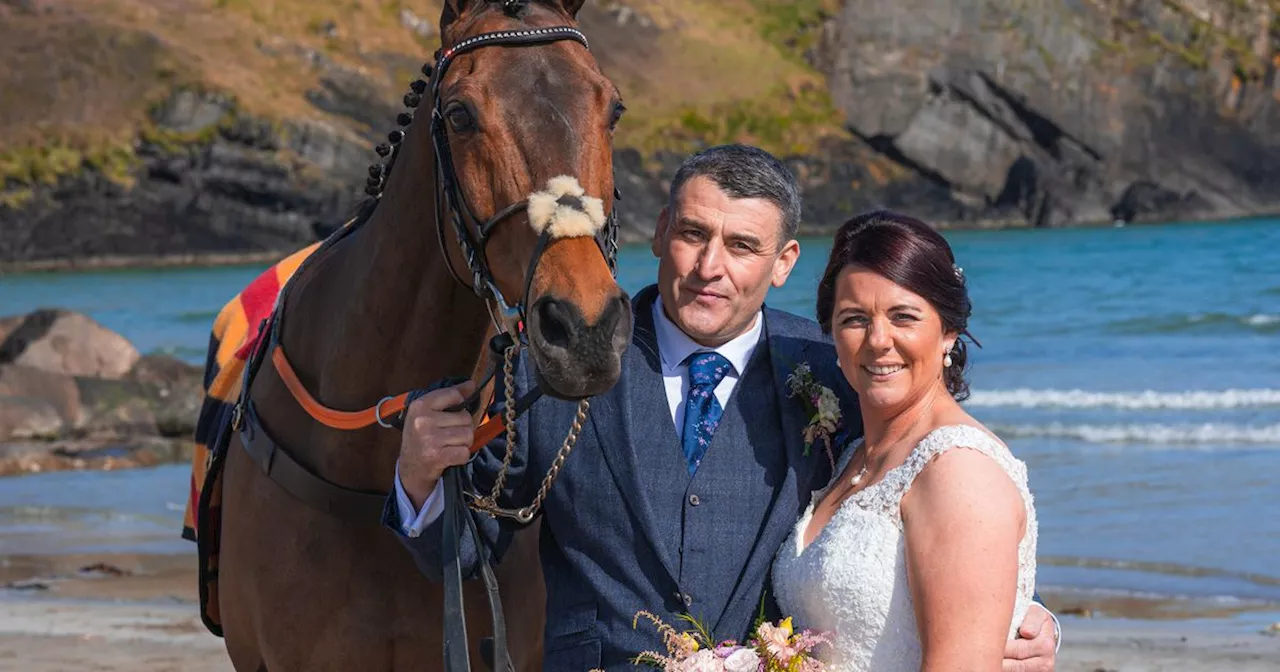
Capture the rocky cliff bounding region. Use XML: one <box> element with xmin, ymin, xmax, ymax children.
<box><xmin>0</xmin><ymin>90</ymin><xmax>371</xmax><ymax>267</ymax></box>
<box><xmin>816</xmin><ymin>0</ymin><xmax>1280</xmax><ymax>227</ymax></box>
<box><xmin>1</xmin><ymin>0</ymin><xmax>1277</xmax><ymax>269</ymax></box>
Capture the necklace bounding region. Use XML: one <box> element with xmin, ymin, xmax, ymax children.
<box><xmin>849</xmin><ymin>394</ymin><xmax>938</xmax><ymax>488</ymax></box>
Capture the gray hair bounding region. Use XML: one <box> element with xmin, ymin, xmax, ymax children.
<box><xmin>668</xmin><ymin>144</ymin><xmax>802</xmax><ymax>245</ymax></box>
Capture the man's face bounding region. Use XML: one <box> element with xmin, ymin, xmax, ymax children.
<box><xmin>651</xmin><ymin>176</ymin><xmax>801</xmax><ymax>347</ymax></box>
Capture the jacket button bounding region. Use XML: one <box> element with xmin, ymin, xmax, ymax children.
<box><xmin>682</xmin><ymin>593</ymin><xmax>693</xmax><ymax>607</ymax></box>
<box><xmin>688</xmin><ymin>494</ymin><xmax>701</xmax><ymax>506</ymax></box>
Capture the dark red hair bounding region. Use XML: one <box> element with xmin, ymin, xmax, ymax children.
<box><xmin>816</xmin><ymin>210</ymin><xmax>975</xmax><ymax>400</ymax></box>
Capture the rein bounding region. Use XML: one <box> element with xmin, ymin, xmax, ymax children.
<box><xmin>231</xmin><ymin>21</ymin><xmax>619</xmax><ymax>672</ymax></box>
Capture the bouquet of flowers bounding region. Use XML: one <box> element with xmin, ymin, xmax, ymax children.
<box><xmin>629</xmin><ymin>611</ymin><xmax>829</xmax><ymax>672</ymax></box>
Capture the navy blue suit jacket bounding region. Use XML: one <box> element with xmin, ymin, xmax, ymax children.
<box><xmin>385</xmin><ymin>285</ymin><xmax>862</xmax><ymax>670</ymax></box>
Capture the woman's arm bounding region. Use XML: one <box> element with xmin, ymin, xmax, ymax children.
<box><xmin>902</xmin><ymin>447</ymin><xmax>1026</xmax><ymax>672</ymax></box>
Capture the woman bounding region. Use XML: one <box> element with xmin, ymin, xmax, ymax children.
<box><xmin>773</xmin><ymin>210</ymin><xmax>1038</xmax><ymax>671</ymax></box>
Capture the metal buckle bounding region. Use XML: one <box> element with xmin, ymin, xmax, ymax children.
<box><xmin>490</xmin><ymin>288</ymin><xmax>524</xmax><ymax>337</ymax></box>
<box><xmin>231</xmin><ymin>404</ymin><xmax>244</xmax><ymax>432</ymax></box>
<box><xmin>375</xmin><ymin>396</ymin><xmax>397</xmax><ymax>429</ymax></box>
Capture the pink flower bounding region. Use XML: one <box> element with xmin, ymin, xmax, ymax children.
<box><xmin>755</xmin><ymin>621</ymin><xmax>799</xmax><ymax>665</ymax></box>
<box><xmin>792</xmin><ymin>629</ymin><xmax>832</xmax><ymax>654</ymax></box>
<box><xmin>796</xmin><ymin>657</ymin><xmax>825</xmax><ymax>672</ymax></box>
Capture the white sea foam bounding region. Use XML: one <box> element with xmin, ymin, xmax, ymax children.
<box><xmin>993</xmin><ymin>422</ymin><xmax>1280</xmax><ymax>445</ymax></box>
<box><xmin>967</xmin><ymin>388</ymin><xmax>1280</xmax><ymax>410</ymax></box>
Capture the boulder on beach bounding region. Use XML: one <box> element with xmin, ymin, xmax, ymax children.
<box><xmin>0</xmin><ymin>310</ymin><xmax>204</xmax><ymax>473</ymax></box>
<box><xmin>0</xmin><ymin>314</ymin><xmax>23</xmax><ymax>344</ymax></box>
<box><xmin>0</xmin><ymin>309</ymin><xmax>140</xmax><ymax>379</ymax></box>
<box><xmin>0</xmin><ymin>363</ymin><xmax>82</xmax><ymax>428</ymax></box>
<box><xmin>0</xmin><ymin>396</ymin><xmax>63</xmax><ymax>440</ymax></box>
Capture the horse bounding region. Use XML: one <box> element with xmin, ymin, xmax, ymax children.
<box><xmin>201</xmin><ymin>1</ymin><xmax>631</xmax><ymax>669</ymax></box>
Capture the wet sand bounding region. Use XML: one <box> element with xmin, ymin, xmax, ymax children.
<box><xmin>0</xmin><ymin>553</ymin><xmax>1277</xmax><ymax>670</ymax></box>
<box><xmin>0</xmin><ymin>603</ymin><xmax>230</xmax><ymax>672</ymax></box>
<box><xmin>1059</xmin><ymin>621</ymin><xmax>1280</xmax><ymax>671</ymax></box>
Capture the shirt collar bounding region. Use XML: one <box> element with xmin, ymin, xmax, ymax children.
<box><xmin>652</xmin><ymin>294</ymin><xmax>763</xmax><ymax>376</ymax></box>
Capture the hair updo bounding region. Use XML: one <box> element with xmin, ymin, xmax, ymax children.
<box><xmin>815</xmin><ymin>210</ymin><xmax>976</xmax><ymax>401</ymax></box>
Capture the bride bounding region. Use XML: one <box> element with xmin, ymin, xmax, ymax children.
<box><xmin>773</xmin><ymin>210</ymin><xmax>1041</xmax><ymax>671</ymax></box>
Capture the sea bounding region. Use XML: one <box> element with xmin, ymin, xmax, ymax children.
<box><xmin>1</xmin><ymin>217</ymin><xmax>1277</xmax><ymax>630</ymax></box>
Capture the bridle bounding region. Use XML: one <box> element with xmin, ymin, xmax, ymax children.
<box><xmin>426</xmin><ymin>25</ymin><xmax>621</xmax><ymax>336</ymax></box>
<box><xmin>409</xmin><ymin>23</ymin><xmax>621</xmax><ymax>672</ymax></box>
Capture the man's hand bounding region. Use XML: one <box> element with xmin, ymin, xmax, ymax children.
<box><xmin>1001</xmin><ymin>604</ymin><xmax>1057</xmax><ymax>672</ymax></box>
<box><xmin>397</xmin><ymin>381</ymin><xmax>477</xmax><ymax>509</ymax></box>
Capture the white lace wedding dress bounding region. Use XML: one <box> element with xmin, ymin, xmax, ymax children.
<box><xmin>773</xmin><ymin>425</ymin><xmax>1038</xmax><ymax>671</ymax></box>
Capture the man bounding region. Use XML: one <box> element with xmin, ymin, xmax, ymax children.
<box><xmin>388</xmin><ymin>145</ymin><xmax>1058</xmax><ymax>669</ymax></box>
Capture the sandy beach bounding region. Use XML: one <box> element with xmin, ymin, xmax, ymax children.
<box><xmin>0</xmin><ymin>552</ymin><xmax>1275</xmax><ymax>671</ymax></box>
<box><xmin>0</xmin><ymin>554</ymin><xmax>230</xmax><ymax>671</ymax></box>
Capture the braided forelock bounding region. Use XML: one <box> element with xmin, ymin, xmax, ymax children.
<box><xmin>500</xmin><ymin>0</ymin><xmax>530</xmax><ymax>17</ymax></box>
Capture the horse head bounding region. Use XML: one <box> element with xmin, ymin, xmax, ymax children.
<box><xmin>428</xmin><ymin>0</ymin><xmax>630</xmax><ymax>400</ymax></box>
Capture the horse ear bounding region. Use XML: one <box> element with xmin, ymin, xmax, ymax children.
<box><xmin>553</xmin><ymin>0</ymin><xmax>586</xmax><ymax>18</ymax></box>
<box><xmin>444</xmin><ymin>0</ymin><xmax>477</xmax><ymax>12</ymax></box>
<box><xmin>440</xmin><ymin>0</ymin><xmax>477</xmax><ymax>28</ymax></box>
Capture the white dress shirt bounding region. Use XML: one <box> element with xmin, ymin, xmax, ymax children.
<box><xmin>652</xmin><ymin>295</ymin><xmax>763</xmax><ymax>430</ymax></box>
<box><xmin>392</xmin><ymin>295</ymin><xmax>763</xmax><ymax>537</ymax></box>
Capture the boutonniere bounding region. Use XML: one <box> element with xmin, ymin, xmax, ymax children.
<box><xmin>785</xmin><ymin>362</ymin><xmax>840</xmax><ymax>468</ymax></box>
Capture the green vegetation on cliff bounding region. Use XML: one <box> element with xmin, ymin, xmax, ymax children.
<box><xmin>1087</xmin><ymin>0</ymin><xmax>1280</xmax><ymax>92</ymax></box>
<box><xmin>0</xmin><ymin>0</ymin><xmax>847</xmax><ymax>196</ymax></box>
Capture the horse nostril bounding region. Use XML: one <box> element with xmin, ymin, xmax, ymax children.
<box><xmin>534</xmin><ymin>297</ymin><xmax>575</xmax><ymax>350</ymax></box>
<box><xmin>596</xmin><ymin>296</ymin><xmax>623</xmax><ymax>335</ymax></box>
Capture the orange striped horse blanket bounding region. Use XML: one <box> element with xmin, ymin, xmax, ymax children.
<box><xmin>182</xmin><ymin>242</ymin><xmax>319</xmax><ymax>634</ymax></box>
<box><xmin>181</xmin><ymin>242</ymin><xmax>320</xmax><ymax>541</ymax></box>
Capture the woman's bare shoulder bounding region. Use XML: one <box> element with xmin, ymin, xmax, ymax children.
<box><xmin>902</xmin><ymin>417</ymin><xmax>1024</xmax><ymax>527</ymax></box>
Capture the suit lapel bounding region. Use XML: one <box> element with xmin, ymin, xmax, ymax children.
<box><xmin>592</xmin><ymin>286</ymin><xmax>681</xmax><ymax>582</ymax></box>
<box><xmin>770</xmin><ymin>330</ymin><xmax>817</xmax><ymax>495</ymax></box>
<box><xmin>712</xmin><ymin>310</ymin><xmax>818</xmax><ymax>631</ymax></box>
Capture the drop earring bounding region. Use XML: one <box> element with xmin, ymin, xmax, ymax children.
<box><xmin>943</xmin><ymin>350</ymin><xmax>953</xmax><ymax>368</ymax></box>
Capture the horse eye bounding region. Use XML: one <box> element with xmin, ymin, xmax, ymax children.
<box><xmin>609</xmin><ymin>102</ymin><xmax>626</xmax><ymax>131</ymax></box>
<box><xmin>445</xmin><ymin>104</ymin><xmax>475</xmax><ymax>132</ymax></box>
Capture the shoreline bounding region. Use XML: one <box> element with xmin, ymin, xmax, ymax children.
<box><xmin>0</xmin><ymin>440</ymin><xmax>194</xmax><ymax>476</ymax></box>
<box><xmin>0</xmin><ymin>250</ymin><xmax>291</xmax><ymax>275</ymax></box>
<box><xmin>1</xmin><ymin>552</ymin><xmax>1278</xmax><ymax>670</ymax></box>
<box><xmin>0</xmin><ymin>438</ymin><xmax>194</xmax><ymax>478</ymax></box>
<box><xmin>4</xmin><ymin>214</ymin><xmax>1278</xmax><ymax>275</ymax></box>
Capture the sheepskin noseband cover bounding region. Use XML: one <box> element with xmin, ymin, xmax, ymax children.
<box><xmin>526</xmin><ymin>176</ymin><xmax>607</xmax><ymax>239</ymax></box>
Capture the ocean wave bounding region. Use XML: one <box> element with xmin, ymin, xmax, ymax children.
<box><xmin>174</xmin><ymin>309</ymin><xmax>220</xmax><ymax>324</ymax></box>
<box><xmin>1108</xmin><ymin>311</ymin><xmax>1280</xmax><ymax>335</ymax></box>
<box><xmin>967</xmin><ymin>388</ymin><xmax>1280</xmax><ymax>410</ymax></box>
<box><xmin>993</xmin><ymin>422</ymin><xmax>1280</xmax><ymax>445</ymax></box>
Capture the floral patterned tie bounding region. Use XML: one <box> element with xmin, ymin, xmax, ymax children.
<box><xmin>681</xmin><ymin>352</ymin><xmax>733</xmax><ymax>475</ymax></box>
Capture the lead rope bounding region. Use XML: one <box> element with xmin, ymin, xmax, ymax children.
<box><xmin>467</xmin><ymin>342</ymin><xmax>590</xmax><ymax>524</ymax></box>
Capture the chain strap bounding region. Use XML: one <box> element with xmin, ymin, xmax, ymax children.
<box><xmin>604</xmin><ymin>214</ymin><xmax>620</xmax><ymax>275</ymax></box>
<box><xmin>485</xmin><ymin>343</ymin><xmax>520</xmax><ymax>500</ymax></box>
<box><xmin>466</xmin><ymin>343</ymin><xmax>590</xmax><ymax>524</ymax></box>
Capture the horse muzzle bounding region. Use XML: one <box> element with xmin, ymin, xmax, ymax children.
<box><xmin>526</xmin><ymin>289</ymin><xmax>631</xmax><ymax>400</ymax></box>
